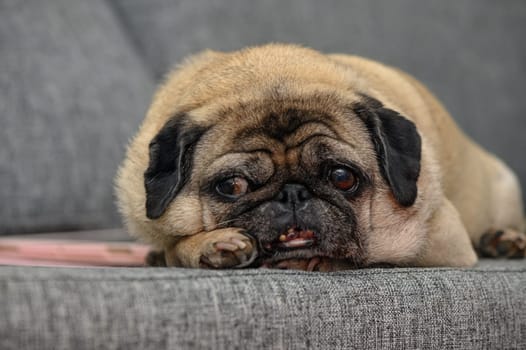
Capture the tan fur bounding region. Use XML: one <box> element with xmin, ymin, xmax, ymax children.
<box><xmin>115</xmin><ymin>44</ymin><xmax>524</xmax><ymax>268</ymax></box>
<box><xmin>165</xmin><ymin>228</ymin><xmax>256</xmax><ymax>268</ymax></box>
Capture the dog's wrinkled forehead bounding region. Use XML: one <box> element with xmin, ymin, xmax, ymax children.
<box><xmin>234</xmin><ymin>108</ymin><xmax>338</xmax><ymax>151</ymax></box>
<box><xmin>191</xmin><ymin>96</ymin><xmax>374</xmax><ymax>183</ymax></box>
<box><xmin>251</xmin><ymin>109</ymin><xmax>330</xmax><ymax>138</ymax></box>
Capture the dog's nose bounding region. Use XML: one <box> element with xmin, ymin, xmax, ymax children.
<box><xmin>274</xmin><ymin>183</ymin><xmax>312</xmax><ymax>211</ymax></box>
<box><xmin>265</xmin><ymin>183</ymin><xmax>317</xmax><ymax>247</ymax></box>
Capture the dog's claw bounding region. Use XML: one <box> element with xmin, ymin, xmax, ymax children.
<box><xmin>214</xmin><ymin>242</ymin><xmax>239</xmax><ymax>251</ymax></box>
<box><xmin>231</xmin><ymin>238</ymin><xmax>247</xmax><ymax>249</ymax></box>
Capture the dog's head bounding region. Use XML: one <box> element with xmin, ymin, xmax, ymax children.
<box><xmin>117</xmin><ymin>45</ymin><xmax>434</xmax><ymax>267</ymax></box>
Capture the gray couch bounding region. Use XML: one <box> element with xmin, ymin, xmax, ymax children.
<box><xmin>1</xmin><ymin>1</ymin><xmax>525</xmax><ymax>349</ymax></box>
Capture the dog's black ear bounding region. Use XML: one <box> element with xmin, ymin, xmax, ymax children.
<box><xmin>144</xmin><ymin>117</ymin><xmax>207</xmax><ymax>219</ymax></box>
<box><xmin>353</xmin><ymin>95</ymin><xmax>421</xmax><ymax>206</ymax></box>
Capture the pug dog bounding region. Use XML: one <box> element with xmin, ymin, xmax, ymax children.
<box><xmin>115</xmin><ymin>44</ymin><xmax>525</xmax><ymax>271</ymax></box>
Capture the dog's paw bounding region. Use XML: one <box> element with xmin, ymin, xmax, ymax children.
<box><xmin>479</xmin><ymin>229</ymin><xmax>526</xmax><ymax>258</ymax></box>
<box><xmin>199</xmin><ymin>228</ymin><xmax>257</xmax><ymax>268</ymax></box>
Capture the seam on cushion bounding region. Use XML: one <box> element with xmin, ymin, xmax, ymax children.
<box><xmin>2</xmin><ymin>268</ymin><xmax>526</xmax><ymax>282</ymax></box>
<box><xmin>104</xmin><ymin>0</ymin><xmax>156</xmax><ymax>80</ymax></box>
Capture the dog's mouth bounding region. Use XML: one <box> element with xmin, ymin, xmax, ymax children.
<box><xmin>262</xmin><ymin>227</ymin><xmax>317</xmax><ymax>251</ymax></box>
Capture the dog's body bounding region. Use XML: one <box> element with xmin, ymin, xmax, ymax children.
<box><xmin>116</xmin><ymin>44</ymin><xmax>525</xmax><ymax>270</ymax></box>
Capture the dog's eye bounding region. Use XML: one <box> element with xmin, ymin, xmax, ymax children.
<box><xmin>329</xmin><ymin>167</ymin><xmax>357</xmax><ymax>191</ymax></box>
<box><xmin>216</xmin><ymin>177</ymin><xmax>249</xmax><ymax>198</ymax></box>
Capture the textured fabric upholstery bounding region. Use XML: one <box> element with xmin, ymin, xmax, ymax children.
<box><xmin>1</xmin><ymin>260</ymin><xmax>525</xmax><ymax>349</ymax></box>
<box><xmin>0</xmin><ymin>1</ymin><xmax>154</xmax><ymax>234</ymax></box>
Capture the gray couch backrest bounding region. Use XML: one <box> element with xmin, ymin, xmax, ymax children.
<box><xmin>2</xmin><ymin>0</ymin><xmax>525</xmax><ymax>234</ymax></box>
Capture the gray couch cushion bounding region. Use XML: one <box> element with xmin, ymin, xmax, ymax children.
<box><xmin>0</xmin><ymin>1</ymin><xmax>155</xmax><ymax>234</ymax></box>
<box><xmin>1</xmin><ymin>260</ymin><xmax>525</xmax><ymax>349</ymax></box>
<box><xmin>114</xmin><ymin>0</ymin><xmax>526</xmax><ymax>205</ymax></box>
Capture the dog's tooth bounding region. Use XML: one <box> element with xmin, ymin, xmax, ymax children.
<box><xmin>279</xmin><ymin>234</ymin><xmax>287</xmax><ymax>242</ymax></box>
<box><xmin>282</xmin><ymin>239</ymin><xmax>312</xmax><ymax>248</ymax></box>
